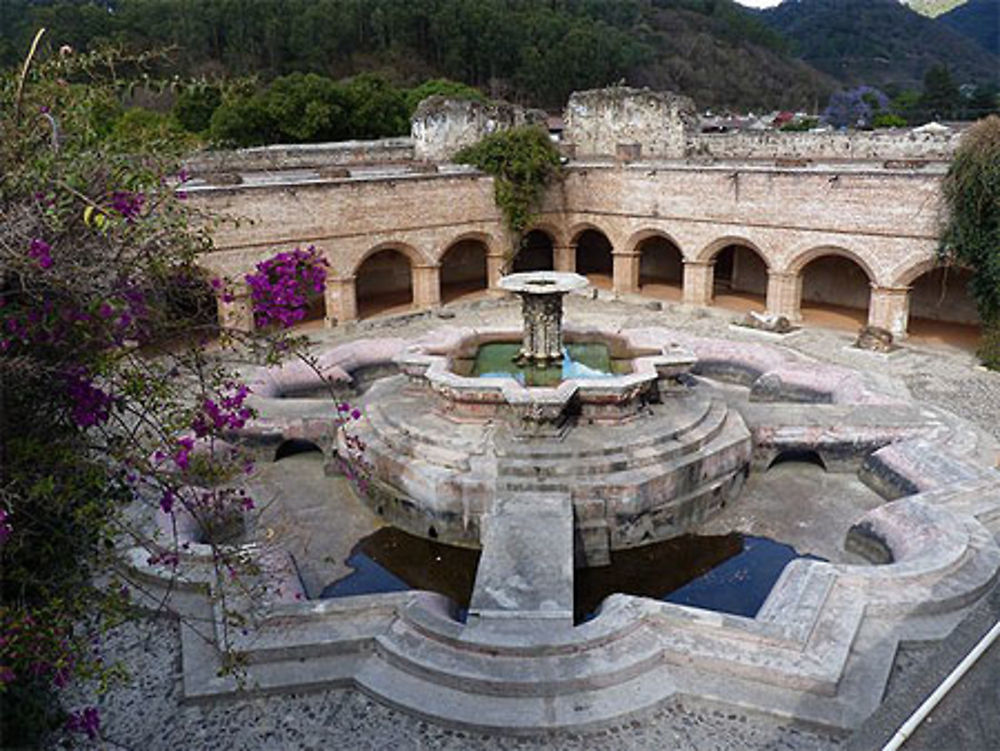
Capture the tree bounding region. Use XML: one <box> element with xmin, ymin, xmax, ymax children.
<box><xmin>919</xmin><ymin>64</ymin><xmax>960</xmax><ymax>121</ymax></box>
<box><xmin>939</xmin><ymin>115</ymin><xmax>1000</xmax><ymax>367</ymax></box>
<box><xmin>0</xmin><ymin>39</ymin><xmax>353</xmax><ymax>744</ymax></box>
<box><xmin>823</xmin><ymin>85</ymin><xmax>889</xmax><ymax>128</ymax></box>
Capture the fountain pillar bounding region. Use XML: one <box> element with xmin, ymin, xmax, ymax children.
<box><xmin>499</xmin><ymin>272</ymin><xmax>590</xmax><ymax>365</ymax></box>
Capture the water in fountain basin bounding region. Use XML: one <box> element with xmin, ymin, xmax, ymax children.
<box><xmin>319</xmin><ymin>527</ymin><xmax>823</xmax><ymax>625</ymax></box>
<box><xmin>469</xmin><ymin>341</ymin><xmax>628</xmax><ymax>387</ymax></box>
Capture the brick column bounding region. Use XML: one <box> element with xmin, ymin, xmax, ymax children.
<box><xmin>413</xmin><ymin>264</ymin><xmax>441</xmax><ymax>309</ymax></box>
<box><xmin>766</xmin><ymin>271</ymin><xmax>803</xmax><ymax>322</ymax></box>
<box><xmin>868</xmin><ymin>285</ymin><xmax>911</xmax><ymax>339</ymax></box>
<box><xmin>554</xmin><ymin>243</ymin><xmax>576</xmax><ymax>273</ymax></box>
<box><xmin>613</xmin><ymin>251</ymin><xmax>640</xmax><ymax>295</ymax></box>
<box><xmin>682</xmin><ymin>260</ymin><xmax>715</xmax><ymax>306</ymax></box>
<box><xmin>218</xmin><ymin>288</ymin><xmax>254</xmax><ymax>333</ymax></box>
<box><xmin>325</xmin><ymin>276</ymin><xmax>357</xmax><ymax>325</ymax></box>
<box><xmin>487</xmin><ymin>251</ymin><xmax>508</xmax><ymax>291</ymax></box>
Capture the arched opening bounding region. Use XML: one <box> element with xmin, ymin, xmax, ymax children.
<box><xmin>355</xmin><ymin>248</ymin><xmax>414</xmax><ymax>319</ymax></box>
<box><xmin>767</xmin><ymin>450</ymin><xmax>826</xmax><ymax>472</ymax></box>
<box><xmin>512</xmin><ymin>230</ymin><xmax>554</xmax><ymax>272</ymax></box>
<box><xmin>440</xmin><ymin>239</ymin><xmax>488</xmax><ymax>304</ymax></box>
<box><xmin>711</xmin><ymin>244</ymin><xmax>767</xmax><ymax>312</ymax></box>
<box><xmin>799</xmin><ymin>254</ymin><xmax>871</xmax><ymax>331</ymax></box>
<box><xmin>575</xmin><ymin>229</ymin><xmax>613</xmax><ymax>290</ymax></box>
<box><xmin>907</xmin><ymin>266</ymin><xmax>981</xmax><ymax>350</ymax></box>
<box><xmin>638</xmin><ymin>236</ymin><xmax>684</xmax><ymax>301</ymax></box>
<box><xmin>275</xmin><ymin>438</ymin><xmax>324</xmax><ymax>461</ymax></box>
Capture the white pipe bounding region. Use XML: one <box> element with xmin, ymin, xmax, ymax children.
<box><xmin>881</xmin><ymin>617</ymin><xmax>1000</xmax><ymax>751</ymax></box>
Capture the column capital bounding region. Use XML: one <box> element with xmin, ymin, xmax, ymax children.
<box><xmin>869</xmin><ymin>284</ymin><xmax>911</xmax><ymax>294</ymax></box>
<box><xmin>683</xmin><ymin>259</ymin><xmax>715</xmax><ymax>267</ymax></box>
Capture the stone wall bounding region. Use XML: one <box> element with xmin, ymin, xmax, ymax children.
<box><xmin>411</xmin><ymin>96</ymin><xmax>547</xmax><ymax>162</ymax></box>
<box><xmin>690</xmin><ymin>130</ymin><xmax>959</xmax><ymax>162</ymax></box>
<box><xmin>563</xmin><ymin>86</ymin><xmax>697</xmax><ymax>160</ymax></box>
<box><xmin>185</xmin><ymin>139</ymin><xmax>414</xmax><ymax>176</ymax></box>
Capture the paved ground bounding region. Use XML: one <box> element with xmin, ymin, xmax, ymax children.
<box><xmin>51</xmin><ymin>293</ymin><xmax>1000</xmax><ymax>750</ymax></box>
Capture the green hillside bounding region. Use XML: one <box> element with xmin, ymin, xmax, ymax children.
<box><xmin>0</xmin><ymin>0</ymin><xmax>834</xmax><ymax>111</ymax></box>
<box><xmin>761</xmin><ymin>0</ymin><xmax>998</xmax><ymax>89</ymax></box>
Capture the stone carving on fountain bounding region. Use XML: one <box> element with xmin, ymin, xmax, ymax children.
<box><xmin>499</xmin><ymin>271</ymin><xmax>589</xmax><ymax>365</ymax></box>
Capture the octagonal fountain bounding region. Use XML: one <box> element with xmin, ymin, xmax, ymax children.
<box><xmin>354</xmin><ymin>272</ymin><xmax>752</xmax><ymax>577</ymax></box>
<box><xmin>123</xmin><ymin>280</ymin><xmax>1000</xmax><ymax>736</ymax></box>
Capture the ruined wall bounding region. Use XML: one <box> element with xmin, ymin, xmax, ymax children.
<box><xmin>561</xmin><ymin>86</ymin><xmax>958</xmax><ymax>163</ymax></box>
<box><xmin>551</xmin><ymin>163</ymin><xmax>944</xmax><ymax>285</ymax></box>
<box><xmin>411</xmin><ymin>97</ymin><xmax>547</xmax><ymax>162</ymax></box>
<box><xmin>563</xmin><ymin>87</ymin><xmax>697</xmax><ymax>160</ymax></box>
<box><xmin>185</xmin><ymin>139</ymin><xmax>414</xmax><ymax>176</ymax></box>
<box><xmin>189</xmin><ymin>172</ymin><xmax>505</xmax><ymax>279</ymax></box>
<box><xmin>690</xmin><ymin>130</ymin><xmax>959</xmax><ymax>162</ymax></box>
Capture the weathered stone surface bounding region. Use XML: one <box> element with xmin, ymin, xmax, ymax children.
<box><xmin>412</xmin><ymin>96</ymin><xmax>547</xmax><ymax>161</ymax></box>
<box><xmin>855</xmin><ymin>325</ymin><xmax>895</xmax><ymax>352</ymax></box>
<box><xmin>564</xmin><ymin>86</ymin><xmax>697</xmax><ymax>159</ymax></box>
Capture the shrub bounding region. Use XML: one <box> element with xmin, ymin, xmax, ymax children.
<box><xmin>455</xmin><ymin>125</ymin><xmax>562</xmax><ymax>235</ymax></box>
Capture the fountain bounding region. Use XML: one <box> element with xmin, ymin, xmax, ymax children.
<box><xmin>499</xmin><ymin>271</ymin><xmax>589</xmax><ymax>365</ymax></box>
<box><xmin>354</xmin><ymin>272</ymin><xmax>753</xmax><ymax>572</ymax></box>
<box><xmin>123</xmin><ymin>287</ymin><xmax>1000</xmax><ymax>736</ymax></box>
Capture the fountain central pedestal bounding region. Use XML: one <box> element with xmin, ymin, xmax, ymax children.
<box><xmin>499</xmin><ymin>272</ymin><xmax>590</xmax><ymax>365</ymax></box>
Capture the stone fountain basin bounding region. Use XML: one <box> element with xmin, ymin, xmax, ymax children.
<box><xmin>395</xmin><ymin>327</ymin><xmax>696</xmax><ymax>426</ymax></box>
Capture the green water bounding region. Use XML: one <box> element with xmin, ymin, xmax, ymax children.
<box><xmin>469</xmin><ymin>342</ymin><xmax>621</xmax><ymax>387</ymax></box>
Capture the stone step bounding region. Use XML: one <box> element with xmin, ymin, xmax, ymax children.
<box><xmin>470</xmin><ymin>492</ymin><xmax>574</xmax><ymax>622</ymax></box>
<box><xmin>496</xmin><ymin>399</ymin><xmax>729</xmax><ymax>479</ymax></box>
<box><xmin>496</xmin><ymin>410</ymin><xmax>749</xmax><ymax>500</ymax></box>
<box><xmin>353</xmin><ymin>655</ymin><xmax>678</xmax><ymax>733</ymax></box>
<box><xmin>373</xmin><ymin>617</ymin><xmax>665</xmax><ymax>697</ymax></box>
<box><xmin>362</xmin><ymin>402</ymin><xmax>479</xmax><ymax>470</ymax></box>
<box><xmin>496</xmin><ymin>392</ymin><xmax>714</xmax><ymax>461</ymax></box>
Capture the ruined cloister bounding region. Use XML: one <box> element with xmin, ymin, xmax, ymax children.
<box><xmin>193</xmin><ymin>158</ymin><xmax>980</xmax><ymax>348</ymax></box>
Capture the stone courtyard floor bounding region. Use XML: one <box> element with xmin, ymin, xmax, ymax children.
<box><xmin>51</xmin><ymin>292</ymin><xmax>1000</xmax><ymax>750</ymax></box>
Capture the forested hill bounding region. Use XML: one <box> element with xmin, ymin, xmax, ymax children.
<box><xmin>760</xmin><ymin>0</ymin><xmax>999</xmax><ymax>91</ymax></box>
<box><xmin>940</xmin><ymin>0</ymin><xmax>1000</xmax><ymax>55</ymax></box>
<box><xmin>0</xmin><ymin>0</ymin><xmax>836</xmax><ymax>111</ymax></box>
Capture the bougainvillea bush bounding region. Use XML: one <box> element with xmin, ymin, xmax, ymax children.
<box><xmin>0</xmin><ymin>42</ymin><xmax>345</xmax><ymax>745</ymax></box>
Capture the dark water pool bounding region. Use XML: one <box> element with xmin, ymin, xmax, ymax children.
<box><xmin>320</xmin><ymin>527</ymin><xmax>823</xmax><ymax>624</ymax></box>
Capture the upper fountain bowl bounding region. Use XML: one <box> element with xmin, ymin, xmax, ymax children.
<box><xmin>498</xmin><ymin>271</ymin><xmax>590</xmax><ymax>295</ymax></box>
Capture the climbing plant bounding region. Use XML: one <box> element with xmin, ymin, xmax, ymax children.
<box><xmin>455</xmin><ymin>125</ymin><xmax>562</xmax><ymax>238</ymax></box>
<box><xmin>939</xmin><ymin>115</ymin><xmax>1000</xmax><ymax>367</ymax></box>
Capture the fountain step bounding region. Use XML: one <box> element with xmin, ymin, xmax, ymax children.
<box><xmin>495</xmin><ymin>409</ymin><xmax>749</xmax><ymax>499</ymax></box>
<box><xmin>495</xmin><ymin>392</ymin><xmax>715</xmax><ymax>461</ymax></box>
<box><xmin>354</xmin><ymin>654</ymin><xmax>678</xmax><ymax>734</ymax></box>
<box><xmin>470</xmin><ymin>492</ymin><xmax>574</xmax><ymax>622</ymax></box>
<box><xmin>495</xmin><ymin>399</ymin><xmax>730</xmax><ymax>479</ymax></box>
<box><xmin>372</xmin><ymin>617</ymin><xmax>666</xmax><ymax>697</ymax></box>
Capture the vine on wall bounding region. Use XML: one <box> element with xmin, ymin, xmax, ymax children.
<box><xmin>455</xmin><ymin>126</ymin><xmax>562</xmax><ymax>263</ymax></box>
<box><xmin>939</xmin><ymin>115</ymin><xmax>1000</xmax><ymax>368</ymax></box>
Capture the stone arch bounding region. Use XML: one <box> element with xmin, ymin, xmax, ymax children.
<box><xmin>698</xmin><ymin>237</ymin><xmax>769</xmax><ymax>313</ymax></box>
<box><xmin>695</xmin><ymin>235</ymin><xmax>770</xmax><ymax>266</ymax></box>
<box><xmin>354</xmin><ymin>245</ymin><xmax>415</xmax><ymax>319</ymax></box>
<box><xmin>439</xmin><ymin>235</ymin><xmax>489</xmax><ymax>304</ymax></box>
<box><xmin>633</xmin><ymin>231</ymin><xmax>684</xmax><ymax>300</ymax></box>
<box><xmin>907</xmin><ymin>265</ymin><xmax>981</xmax><ymax>347</ymax></box>
<box><xmin>792</xmin><ymin>247</ymin><xmax>874</xmax><ymax>331</ymax></box>
<box><xmin>513</xmin><ymin>229</ymin><xmax>555</xmax><ymax>272</ymax></box>
<box><xmin>785</xmin><ymin>245</ymin><xmax>876</xmax><ymax>283</ymax></box>
<box><xmin>572</xmin><ymin>227</ymin><xmax>614</xmax><ymax>288</ymax></box>
<box><xmin>275</xmin><ymin>438</ymin><xmax>324</xmax><ymax>462</ymax></box>
<box><xmin>352</xmin><ymin>241</ymin><xmax>428</xmax><ymax>276</ymax></box>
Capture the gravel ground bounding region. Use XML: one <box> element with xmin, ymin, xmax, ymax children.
<box><xmin>47</xmin><ymin>295</ymin><xmax>1000</xmax><ymax>751</ymax></box>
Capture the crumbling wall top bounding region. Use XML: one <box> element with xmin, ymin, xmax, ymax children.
<box><xmin>411</xmin><ymin>96</ymin><xmax>547</xmax><ymax>162</ymax></box>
